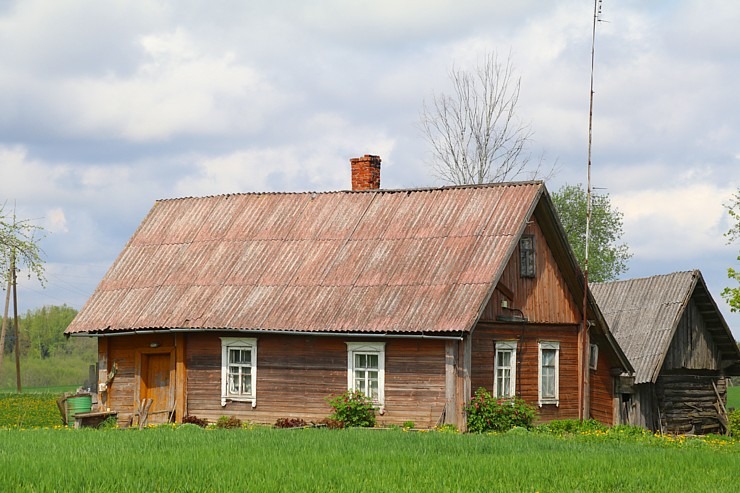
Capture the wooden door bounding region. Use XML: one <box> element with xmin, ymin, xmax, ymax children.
<box><xmin>140</xmin><ymin>352</ymin><xmax>174</xmax><ymax>424</ymax></box>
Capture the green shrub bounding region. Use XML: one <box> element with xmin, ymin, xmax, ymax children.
<box><xmin>216</xmin><ymin>416</ymin><xmax>242</xmax><ymax>429</ymax></box>
<box><xmin>538</xmin><ymin>419</ymin><xmax>607</xmax><ymax>435</ymax></box>
<box><xmin>274</xmin><ymin>417</ymin><xmax>308</xmax><ymax>428</ymax></box>
<box><xmin>326</xmin><ymin>390</ymin><xmax>376</xmax><ymax>427</ymax></box>
<box><xmin>464</xmin><ymin>387</ymin><xmax>537</xmax><ymax>433</ymax></box>
<box><xmin>728</xmin><ymin>409</ymin><xmax>740</xmax><ymax>437</ymax></box>
<box><xmin>182</xmin><ymin>415</ymin><xmax>209</xmax><ymax>428</ymax></box>
<box><xmin>402</xmin><ymin>421</ymin><xmax>415</xmax><ymax>429</ymax></box>
<box><xmin>435</xmin><ymin>423</ymin><xmax>459</xmax><ymax>434</ymax></box>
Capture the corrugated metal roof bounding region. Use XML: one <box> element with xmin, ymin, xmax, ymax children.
<box><xmin>591</xmin><ymin>270</ymin><xmax>708</xmax><ymax>384</ymax></box>
<box><xmin>66</xmin><ymin>182</ymin><xmax>544</xmax><ymax>335</ymax></box>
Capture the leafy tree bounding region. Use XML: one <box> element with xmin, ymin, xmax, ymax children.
<box><xmin>551</xmin><ymin>183</ymin><xmax>631</xmax><ymax>283</ymax></box>
<box><xmin>419</xmin><ymin>52</ymin><xmax>549</xmax><ymax>185</ymax></box>
<box><xmin>21</xmin><ymin>305</ymin><xmax>79</xmax><ymax>359</ymax></box>
<box><xmin>722</xmin><ymin>189</ymin><xmax>740</xmax><ymax>311</ymax></box>
<box><xmin>0</xmin><ymin>205</ymin><xmax>45</xmax><ymax>382</ymax></box>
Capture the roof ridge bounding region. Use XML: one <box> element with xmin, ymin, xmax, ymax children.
<box><xmin>156</xmin><ymin>180</ymin><xmax>545</xmax><ymax>203</ymax></box>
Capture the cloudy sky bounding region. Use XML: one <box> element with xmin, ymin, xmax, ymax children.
<box><xmin>1</xmin><ymin>0</ymin><xmax>738</xmax><ymax>337</ymax></box>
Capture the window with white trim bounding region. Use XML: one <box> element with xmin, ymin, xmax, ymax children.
<box><xmin>346</xmin><ymin>342</ymin><xmax>385</xmax><ymax>407</ymax></box>
<box><xmin>220</xmin><ymin>337</ymin><xmax>257</xmax><ymax>407</ymax></box>
<box><xmin>494</xmin><ymin>341</ymin><xmax>517</xmax><ymax>398</ymax></box>
<box><xmin>589</xmin><ymin>343</ymin><xmax>599</xmax><ymax>370</ymax></box>
<box><xmin>538</xmin><ymin>341</ymin><xmax>560</xmax><ymax>406</ymax></box>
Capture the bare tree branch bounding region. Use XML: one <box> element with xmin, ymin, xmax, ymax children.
<box><xmin>420</xmin><ymin>52</ymin><xmax>552</xmax><ymax>185</ymax></box>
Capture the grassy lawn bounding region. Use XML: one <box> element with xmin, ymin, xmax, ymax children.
<box><xmin>0</xmin><ymin>427</ymin><xmax>737</xmax><ymax>492</ymax></box>
<box><xmin>727</xmin><ymin>385</ymin><xmax>740</xmax><ymax>410</ymax></box>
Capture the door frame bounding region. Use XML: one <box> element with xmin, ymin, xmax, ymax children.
<box><xmin>134</xmin><ymin>346</ymin><xmax>176</xmax><ymax>421</ymax></box>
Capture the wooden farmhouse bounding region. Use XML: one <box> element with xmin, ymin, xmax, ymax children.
<box><xmin>65</xmin><ymin>155</ymin><xmax>632</xmax><ymax>429</ymax></box>
<box><xmin>592</xmin><ymin>270</ymin><xmax>740</xmax><ymax>434</ymax></box>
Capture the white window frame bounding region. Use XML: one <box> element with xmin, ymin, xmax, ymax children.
<box><xmin>346</xmin><ymin>342</ymin><xmax>385</xmax><ymax>409</ymax></box>
<box><xmin>493</xmin><ymin>341</ymin><xmax>517</xmax><ymax>399</ymax></box>
<box><xmin>538</xmin><ymin>341</ymin><xmax>560</xmax><ymax>407</ymax></box>
<box><xmin>589</xmin><ymin>343</ymin><xmax>599</xmax><ymax>370</ymax></box>
<box><xmin>220</xmin><ymin>337</ymin><xmax>257</xmax><ymax>408</ymax></box>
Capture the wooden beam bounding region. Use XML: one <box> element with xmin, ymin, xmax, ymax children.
<box><xmin>97</xmin><ymin>338</ymin><xmax>109</xmax><ymax>411</ymax></box>
<box><xmin>175</xmin><ymin>334</ymin><xmax>187</xmax><ymax>423</ymax></box>
<box><xmin>444</xmin><ymin>340</ymin><xmax>457</xmax><ymax>428</ymax></box>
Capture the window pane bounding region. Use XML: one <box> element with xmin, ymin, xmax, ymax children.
<box><xmin>542</xmin><ymin>367</ymin><xmax>555</xmax><ymax>397</ymax></box>
<box><xmin>229</xmin><ymin>373</ymin><xmax>239</xmax><ymax>394</ymax></box>
<box><xmin>356</xmin><ymin>354</ymin><xmax>366</xmax><ymax>368</ymax></box>
<box><xmin>369</xmin><ymin>380</ymin><xmax>378</xmax><ymax>399</ymax></box>
<box><xmin>242</xmin><ymin>349</ymin><xmax>251</xmax><ymax>365</ymax></box>
<box><xmin>241</xmin><ymin>373</ymin><xmax>251</xmax><ymax>395</ymax></box>
<box><xmin>542</xmin><ymin>349</ymin><xmax>555</xmax><ymax>366</ymax></box>
<box><xmin>366</xmin><ymin>354</ymin><xmax>378</xmax><ymax>369</ymax></box>
<box><xmin>497</xmin><ymin>350</ymin><xmax>511</xmax><ymax>367</ymax></box>
<box><xmin>229</xmin><ymin>349</ymin><xmax>240</xmax><ymax>364</ymax></box>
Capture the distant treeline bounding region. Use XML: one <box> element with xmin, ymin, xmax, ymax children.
<box><xmin>1</xmin><ymin>305</ymin><xmax>96</xmax><ymax>389</ymax></box>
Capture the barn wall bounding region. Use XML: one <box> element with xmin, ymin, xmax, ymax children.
<box><xmin>481</xmin><ymin>217</ymin><xmax>580</xmax><ymax>325</ymax></box>
<box><xmin>589</xmin><ymin>339</ymin><xmax>616</xmax><ymax>425</ymax></box>
<box><xmin>627</xmin><ymin>384</ymin><xmax>656</xmax><ymax>430</ymax></box>
<box><xmin>102</xmin><ymin>333</ymin><xmax>179</xmax><ymax>426</ymax></box>
<box><xmin>470</xmin><ymin>323</ymin><xmax>581</xmax><ymax>423</ymax></box>
<box><xmin>663</xmin><ymin>299</ymin><xmax>722</xmax><ymax>371</ymax></box>
<box><xmin>655</xmin><ymin>373</ymin><xmax>727</xmax><ymax>434</ymax></box>
<box><xmin>185</xmin><ymin>333</ymin><xmax>447</xmax><ymax>428</ymax></box>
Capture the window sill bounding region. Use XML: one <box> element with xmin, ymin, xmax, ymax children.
<box><xmin>221</xmin><ymin>396</ymin><xmax>256</xmax><ymax>408</ymax></box>
<box><xmin>538</xmin><ymin>400</ymin><xmax>559</xmax><ymax>407</ymax></box>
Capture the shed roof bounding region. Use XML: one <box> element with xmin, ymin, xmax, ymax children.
<box><xmin>66</xmin><ymin>182</ymin><xmax>546</xmax><ymax>335</ymax></box>
<box><xmin>591</xmin><ymin>270</ymin><xmax>740</xmax><ymax>384</ymax></box>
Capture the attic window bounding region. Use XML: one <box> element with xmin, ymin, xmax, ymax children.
<box><xmin>519</xmin><ymin>235</ymin><xmax>536</xmax><ymax>278</ymax></box>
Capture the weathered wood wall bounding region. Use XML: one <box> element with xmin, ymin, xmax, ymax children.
<box><xmin>663</xmin><ymin>299</ymin><xmax>721</xmax><ymax>371</ymax></box>
<box><xmin>655</xmin><ymin>373</ymin><xmax>728</xmax><ymax>434</ymax></box>
<box><xmin>185</xmin><ymin>333</ymin><xmax>447</xmax><ymax>427</ymax></box>
<box><xmin>589</xmin><ymin>336</ymin><xmax>616</xmax><ymax>425</ymax></box>
<box><xmin>103</xmin><ymin>333</ymin><xmax>178</xmax><ymax>425</ymax></box>
<box><xmin>481</xmin><ymin>218</ymin><xmax>580</xmax><ymax>325</ymax></box>
<box><xmin>470</xmin><ymin>323</ymin><xmax>580</xmax><ymax>422</ymax></box>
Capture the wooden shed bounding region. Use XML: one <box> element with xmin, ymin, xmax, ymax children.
<box><xmin>65</xmin><ymin>156</ymin><xmax>631</xmax><ymax>429</ymax></box>
<box><xmin>592</xmin><ymin>270</ymin><xmax>740</xmax><ymax>434</ymax></box>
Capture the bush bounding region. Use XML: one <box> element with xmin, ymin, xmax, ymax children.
<box><xmin>728</xmin><ymin>409</ymin><xmax>740</xmax><ymax>437</ymax></box>
<box><xmin>274</xmin><ymin>418</ymin><xmax>308</xmax><ymax>429</ymax></box>
<box><xmin>538</xmin><ymin>419</ymin><xmax>607</xmax><ymax>435</ymax></box>
<box><xmin>326</xmin><ymin>390</ymin><xmax>376</xmax><ymax>428</ymax></box>
<box><xmin>402</xmin><ymin>421</ymin><xmax>415</xmax><ymax>429</ymax></box>
<box><xmin>215</xmin><ymin>416</ymin><xmax>242</xmax><ymax>429</ymax></box>
<box><xmin>182</xmin><ymin>415</ymin><xmax>209</xmax><ymax>428</ymax></box>
<box><xmin>316</xmin><ymin>418</ymin><xmax>344</xmax><ymax>429</ymax></box>
<box><xmin>464</xmin><ymin>387</ymin><xmax>537</xmax><ymax>433</ymax></box>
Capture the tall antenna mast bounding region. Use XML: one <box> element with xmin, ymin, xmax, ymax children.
<box><xmin>581</xmin><ymin>0</ymin><xmax>601</xmax><ymax>420</ymax></box>
<box><xmin>586</xmin><ymin>0</ymin><xmax>601</xmax><ymax>284</ymax></box>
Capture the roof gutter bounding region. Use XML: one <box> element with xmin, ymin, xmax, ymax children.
<box><xmin>69</xmin><ymin>327</ymin><xmax>465</xmax><ymax>341</ymax></box>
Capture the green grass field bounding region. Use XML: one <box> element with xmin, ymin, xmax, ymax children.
<box><xmin>727</xmin><ymin>385</ymin><xmax>740</xmax><ymax>410</ymax></box>
<box><xmin>0</xmin><ymin>427</ymin><xmax>737</xmax><ymax>492</ymax></box>
<box><xmin>1</xmin><ymin>392</ymin><xmax>738</xmax><ymax>492</ymax></box>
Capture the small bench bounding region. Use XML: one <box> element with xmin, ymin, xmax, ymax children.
<box><xmin>73</xmin><ymin>411</ymin><xmax>118</xmax><ymax>429</ymax></box>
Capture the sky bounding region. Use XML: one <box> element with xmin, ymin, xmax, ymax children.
<box><xmin>0</xmin><ymin>0</ymin><xmax>738</xmax><ymax>338</ymax></box>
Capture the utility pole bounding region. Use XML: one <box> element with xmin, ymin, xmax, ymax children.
<box><xmin>0</xmin><ymin>261</ymin><xmax>11</xmax><ymax>372</ymax></box>
<box><xmin>580</xmin><ymin>0</ymin><xmax>602</xmax><ymax>421</ymax></box>
<box><xmin>12</xmin><ymin>248</ymin><xmax>21</xmax><ymax>393</ymax></box>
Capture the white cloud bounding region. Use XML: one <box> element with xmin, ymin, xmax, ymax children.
<box><xmin>45</xmin><ymin>207</ymin><xmax>68</xmax><ymax>234</ymax></box>
<box><xmin>613</xmin><ymin>183</ymin><xmax>735</xmax><ymax>260</ymax></box>
<box><xmin>57</xmin><ymin>29</ymin><xmax>285</xmax><ymax>141</ymax></box>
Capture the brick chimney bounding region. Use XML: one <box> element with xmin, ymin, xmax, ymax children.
<box><xmin>350</xmin><ymin>154</ymin><xmax>381</xmax><ymax>191</ymax></box>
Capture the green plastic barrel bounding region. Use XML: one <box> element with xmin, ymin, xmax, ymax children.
<box><xmin>66</xmin><ymin>395</ymin><xmax>92</xmax><ymax>427</ymax></box>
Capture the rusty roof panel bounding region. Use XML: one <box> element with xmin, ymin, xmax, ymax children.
<box><xmin>66</xmin><ymin>182</ymin><xmax>547</xmax><ymax>335</ymax></box>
